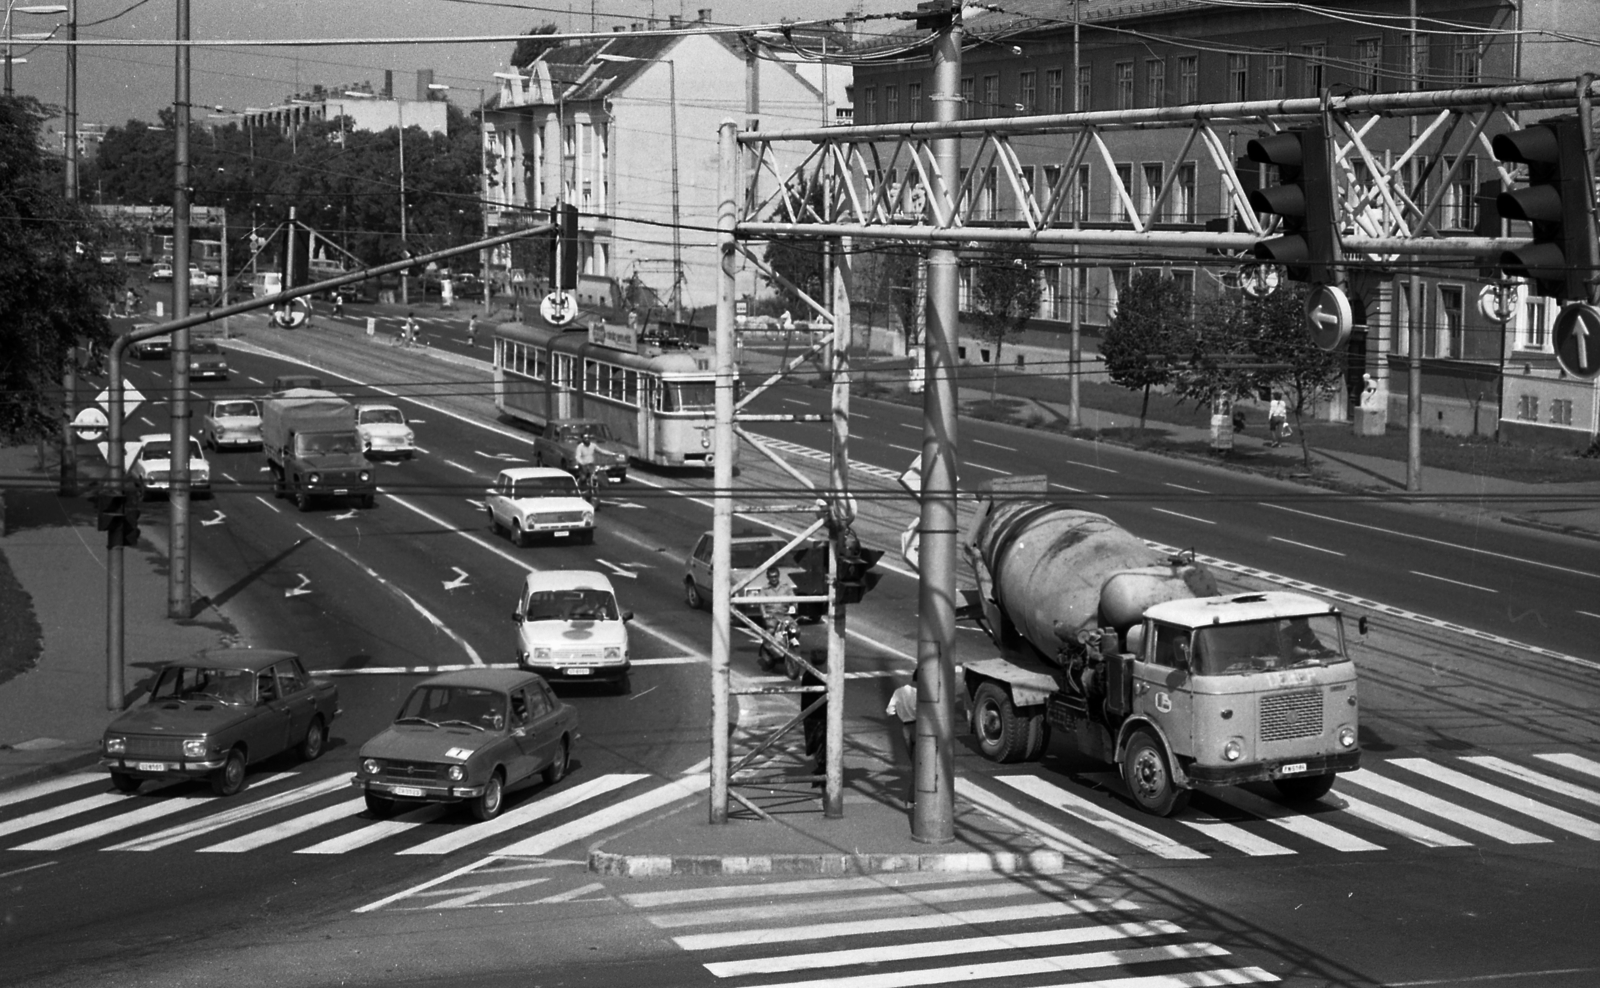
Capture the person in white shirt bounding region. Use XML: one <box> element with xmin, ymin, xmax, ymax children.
<box><xmin>574</xmin><ymin>433</ymin><xmax>599</xmax><ymax>488</ymax></box>
<box><xmin>886</xmin><ymin>671</ymin><xmax>919</xmax><ymax>806</ymax></box>
<box><xmin>1267</xmin><ymin>393</ymin><xmax>1288</xmax><ymax>447</ymax></box>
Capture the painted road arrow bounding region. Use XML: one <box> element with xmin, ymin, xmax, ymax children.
<box><xmin>443</xmin><ymin>567</ymin><xmax>470</xmax><ymax>591</ymax></box>
<box><xmin>284</xmin><ymin>574</ymin><xmax>313</xmax><ymax>598</ymax></box>
<box><xmin>200</xmin><ymin>511</ymin><xmax>226</xmax><ymax>527</ymax></box>
<box><xmin>595</xmin><ymin>558</ymin><xmax>640</xmax><ymax>579</ymax></box>
<box><xmin>331</xmin><ymin>509</ymin><xmax>358</xmax><ymax>521</ymax></box>
<box><xmin>473</xmin><ymin>450</ymin><xmax>528</xmax><ymax>461</ymax></box>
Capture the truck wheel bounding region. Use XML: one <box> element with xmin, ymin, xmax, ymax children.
<box><xmin>1121</xmin><ymin>730</ymin><xmax>1187</xmax><ymax>817</ymax></box>
<box><xmin>971</xmin><ymin>683</ymin><xmax>1031</xmax><ymax>763</ymax></box>
<box><xmin>1274</xmin><ymin>773</ymin><xmax>1337</xmax><ymax>802</ymax></box>
<box><xmin>271</xmin><ymin>467</ymin><xmax>286</xmax><ymax>499</ymax></box>
<box><xmin>1022</xmin><ymin>711</ymin><xmax>1051</xmax><ymax>761</ymax></box>
<box><xmin>360</xmin><ymin>494</ymin><xmax>376</xmax><ymax>509</ymax></box>
<box><xmin>296</xmin><ymin>488</ymin><xmax>313</xmax><ymax>512</ymax></box>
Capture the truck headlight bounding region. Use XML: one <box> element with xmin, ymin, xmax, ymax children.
<box><xmin>104</xmin><ymin>736</ymin><xmax>126</xmax><ymax>754</ymax></box>
<box><xmin>533</xmin><ymin>648</ymin><xmax>551</xmax><ymax>660</ymax></box>
<box><xmin>309</xmin><ymin>472</ymin><xmax>322</xmax><ymax>484</ymax></box>
<box><xmin>447</xmin><ymin>765</ymin><xmax>465</xmax><ymax>782</ymax></box>
<box><xmin>359</xmin><ymin>471</ymin><xmax>371</xmax><ymax>482</ymax></box>
<box><xmin>603</xmin><ymin>647</ymin><xmax>621</xmax><ymax>660</ymax></box>
<box><xmin>362</xmin><ymin>758</ymin><xmax>381</xmax><ymax>775</ymax></box>
<box><xmin>1338</xmin><ymin>726</ymin><xmax>1357</xmax><ymax>748</ymax></box>
<box><xmin>182</xmin><ymin>739</ymin><xmax>208</xmax><ymax>759</ymax></box>
<box><xmin>1223</xmin><ymin>738</ymin><xmax>1243</xmax><ymax>762</ymax></box>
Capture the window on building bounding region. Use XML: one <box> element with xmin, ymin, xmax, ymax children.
<box><xmin>1393</xmin><ymin>281</ymin><xmax>1412</xmax><ymax>357</ymax></box>
<box><xmin>1077</xmin><ymin>65</ymin><xmax>1092</xmax><ymax>112</ymax></box>
<box><xmin>1411</xmin><ymin>35</ymin><xmax>1432</xmax><ymax>87</ymax></box>
<box><xmin>1109</xmin><ymin>267</ymin><xmax>1129</xmax><ymax>320</ymax></box>
<box><xmin>1442</xmin><ymin>155</ymin><xmax>1477</xmax><ymax>230</ymax></box>
<box><xmin>1523</xmin><ymin>296</ymin><xmax>1549</xmax><ymax>350</ymax></box>
<box><xmin>1437</xmin><ymin>285</ymin><xmax>1464</xmax><ymax>359</ymax></box>
<box><xmin>1228</xmin><ymin>54</ymin><xmax>1248</xmax><ymax>102</ymax></box>
<box><xmin>1301</xmin><ymin>44</ymin><xmax>1326</xmax><ymax>95</ymax></box>
<box><xmin>1042</xmin><ymin>164</ymin><xmax>1062</xmax><ymax>215</ymax></box>
<box><xmin>1357</xmin><ymin>38</ymin><xmax>1382</xmax><ymax>92</ymax></box>
<box><xmin>1171</xmin><ymin>269</ymin><xmax>1195</xmax><ymax>303</ymax></box>
<box><xmin>1453</xmin><ymin>38</ymin><xmax>1480</xmax><ymax>85</ymax></box>
<box><xmin>1516</xmin><ymin>393</ymin><xmax>1539</xmax><ymax>422</ymax></box>
<box><xmin>1142</xmin><ymin>163</ymin><xmax>1164</xmax><ymax>221</ymax></box>
<box><xmin>1267</xmin><ymin>52</ymin><xmax>1286</xmax><ymax>98</ymax></box>
<box><xmin>978</xmin><ymin>167</ymin><xmax>998</xmax><ymax>220</ymax></box>
<box><xmin>1019</xmin><ymin>70</ymin><xmax>1036</xmax><ymax>111</ymax></box>
<box><xmin>1175</xmin><ymin>163</ymin><xmax>1196</xmax><ymax>223</ymax></box>
<box><xmin>1038</xmin><ymin>266</ymin><xmax>1060</xmax><ymax>320</ymax></box>
<box><xmin>909</xmin><ymin>82</ymin><xmax>922</xmax><ymax>121</ymax></box>
<box><xmin>1145</xmin><ymin>58</ymin><xmax>1166</xmax><ymax>107</ymax></box>
<box><xmin>864</xmin><ymin>88</ymin><xmax>877</xmax><ymax>124</ymax></box>
<box><xmin>885</xmin><ymin>84</ymin><xmax>899</xmax><ymax>122</ymax></box>
<box><xmin>1115</xmin><ymin>61</ymin><xmax>1134</xmax><ymax>109</ymax></box>
<box><xmin>1178</xmin><ymin>56</ymin><xmax>1198</xmax><ymax>104</ymax></box>
<box><xmin>1076</xmin><ymin>164</ymin><xmax>1091</xmax><ymax>222</ymax></box>
<box><xmin>1019</xmin><ymin>165</ymin><xmax>1035</xmax><ymax>219</ymax></box>
<box><xmin>960</xmin><ymin>76</ymin><xmax>975</xmax><ymax>118</ymax></box>
<box><xmin>1551</xmin><ymin>398</ymin><xmax>1574</xmax><ymax>426</ymax></box>
<box><xmin>1046</xmin><ymin>69</ymin><xmax>1063</xmax><ymax>112</ymax></box>
<box><xmin>982</xmin><ymin>74</ymin><xmax>999</xmax><ymax>115</ymax></box>
<box><xmin>1115</xmin><ymin>163</ymin><xmax>1134</xmax><ymax>221</ymax></box>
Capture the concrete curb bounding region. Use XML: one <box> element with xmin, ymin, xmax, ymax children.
<box><xmin>588</xmin><ymin>848</ymin><xmax>1075</xmax><ymax>877</ymax></box>
<box><xmin>0</xmin><ymin>748</ymin><xmax>103</xmax><ymax>793</ymax></box>
<box><xmin>1500</xmin><ymin>513</ymin><xmax>1600</xmax><ymax>544</ymax></box>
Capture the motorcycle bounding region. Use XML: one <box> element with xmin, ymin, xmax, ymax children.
<box><xmin>757</xmin><ymin>610</ymin><xmax>802</xmax><ymax>677</ymax></box>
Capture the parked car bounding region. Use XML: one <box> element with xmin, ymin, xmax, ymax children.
<box><xmin>189</xmin><ymin>339</ymin><xmax>229</xmax><ymax>380</ymax></box>
<box><xmin>485</xmin><ymin>467</ymin><xmax>595</xmax><ymax>546</ymax></box>
<box><xmin>123</xmin><ymin>250</ymin><xmax>143</xmax><ymax>265</ymax></box>
<box><xmin>127</xmin><ymin>324</ymin><xmax>169</xmax><ymax>360</ymax></box>
<box><xmin>684</xmin><ymin>527</ymin><xmax>803</xmax><ymax>613</ymax></box>
<box><xmin>534</xmin><ymin>419</ymin><xmax>628</xmax><ymax>481</ymax></box>
<box><xmin>269</xmin><ymin>374</ymin><xmax>324</xmax><ymax>393</ymax></box>
<box><xmin>131</xmin><ymin>433</ymin><xmax>211</xmax><ymax>499</ymax></box>
<box><xmin>354</xmin><ymin>402</ymin><xmax>416</xmax><ymax>459</ymax></box>
<box><xmin>515</xmin><ymin>570</ymin><xmax>633</xmax><ymax>691</ymax></box>
<box><xmin>100</xmin><ymin>648</ymin><xmax>338</xmax><ymax>796</ymax></box>
<box><xmin>201</xmin><ymin>398</ymin><xmax>263</xmax><ymax>450</ymax></box>
<box><xmin>353</xmin><ymin>669</ymin><xmax>575</xmax><ymax>821</ymax></box>
<box><xmin>149</xmin><ymin>263</ymin><xmax>174</xmax><ymax>283</ymax></box>
<box><xmin>98</xmin><ymin>249</ymin><xmax>117</xmax><ymax>264</ymax></box>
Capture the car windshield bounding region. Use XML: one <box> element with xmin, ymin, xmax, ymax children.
<box><xmin>568</xmin><ymin>423</ymin><xmax>612</xmax><ymax>442</ymax></box>
<box><xmin>192</xmin><ymin>342</ymin><xmax>220</xmax><ymax>355</ymax></box>
<box><xmin>149</xmin><ymin>665</ymin><xmax>254</xmax><ymax>705</ymax></box>
<box><xmin>730</xmin><ymin>540</ymin><xmax>786</xmax><ymax>569</ymax></box>
<box><xmin>396</xmin><ymin>686</ymin><xmax>505</xmax><ymax>731</ymax></box>
<box><xmin>214</xmin><ymin>401</ymin><xmax>258</xmax><ymax>418</ymax></box>
<box><xmin>1191</xmin><ymin>614</ymin><xmax>1347</xmax><ymax>675</ymax></box>
<box><xmin>140</xmin><ymin>439</ymin><xmax>198</xmax><ymax>460</ymax></box>
<box><xmin>525</xmin><ymin>588</ymin><xmax>619</xmax><ymax>622</ymax></box>
<box><xmin>297</xmin><ymin>432</ymin><xmax>360</xmax><ymax>455</ymax></box>
<box><xmin>360</xmin><ymin>408</ymin><xmax>405</xmax><ymax>425</ymax></box>
<box><xmin>511</xmin><ymin>476</ymin><xmax>580</xmax><ymax>498</ymax></box>
<box><xmin>661</xmin><ymin>381</ymin><xmax>715</xmax><ymax>412</ymax></box>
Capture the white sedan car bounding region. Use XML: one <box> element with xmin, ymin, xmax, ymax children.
<box><xmin>201</xmin><ymin>398</ymin><xmax>262</xmax><ymax>450</ymax></box>
<box><xmin>355</xmin><ymin>403</ymin><xmax>416</xmax><ymax>459</ymax></box>
<box><xmin>486</xmin><ymin>467</ymin><xmax>594</xmax><ymax>546</ymax></box>
<box><xmin>131</xmin><ymin>433</ymin><xmax>211</xmax><ymax>499</ymax></box>
<box><xmin>514</xmin><ymin>570</ymin><xmax>633</xmax><ymax>692</ymax></box>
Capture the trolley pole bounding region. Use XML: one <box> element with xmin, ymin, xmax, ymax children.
<box><xmin>824</xmin><ymin>235</ymin><xmax>853</xmax><ymax>819</ymax></box>
<box><xmin>914</xmin><ymin>4</ymin><xmax>961</xmax><ymax>844</ymax></box>
<box><xmin>710</xmin><ymin>119</ymin><xmax>739</xmax><ymax>823</ymax></box>
<box><xmin>169</xmin><ymin>0</ymin><xmax>193</xmax><ymax>619</ymax></box>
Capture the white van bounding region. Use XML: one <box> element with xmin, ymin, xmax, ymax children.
<box><xmin>251</xmin><ymin>272</ymin><xmax>283</xmax><ymax>298</ymax></box>
<box><xmin>513</xmin><ymin>570</ymin><xmax>633</xmax><ymax>693</ymax></box>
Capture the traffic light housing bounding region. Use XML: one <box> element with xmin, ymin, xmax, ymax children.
<box><xmin>1492</xmin><ymin>117</ymin><xmax>1596</xmax><ymax>302</ymax></box>
<box><xmin>835</xmin><ymin>544</ymin><xmax>884</xmax><ymax>605</ymax></box>
<box><xmin>790</xmin><ymin>534</ymin><xmax>884</xmax><ymax>607</ymax></box>
<box><xmin>547</xmin><ymin>203</ymin><xmax>579</xmax><ymax>291</ymax></box>
<box><xmin>1246</xmin><ymin>128</ymin><xmax>1340</xmax><ymax>285</ymax></box>
<box><xmin>95</xmin><ymin>492</ymin><xmax>141</xmax><ymax>548</ymax></box>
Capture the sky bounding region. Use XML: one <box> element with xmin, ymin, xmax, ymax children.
<box><xmin>10</xmin><ymin>0</ymin><xmax>909</xmax><ymax>139</ymax></box>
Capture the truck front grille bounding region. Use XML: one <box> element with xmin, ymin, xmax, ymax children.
<box><xmin>1260</xmin><ymin>689</ymin><xmax>1323</xmax><ymax>741</ymax></box>
<box><xmin>383</xmin><ymin>761</ymin><xmax>441</xmax><ymax>782</ymax></box>
<box><xmin>124</xmin><ymin>737</ymin><xmax>186</xmax><ymax>758</ymax></box>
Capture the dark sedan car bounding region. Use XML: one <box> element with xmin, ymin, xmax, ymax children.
<box><xmin>100</xmin><ymin>648</ymin><xmax>339</xmax><ymax>796</ymax></box>
<box><xmin>534</xmin><ymin>419</ymin><xmax>629</xmax><ymax>481</ymax></box>
<box><xmin>127</xmin><ymin>324</ymin><xmax>170</xmax><ymax>360</ymax></box>
<box><xmin>353</xmin><ymin>669</ymin><xmax>576</xmax><ymax>821</ymax></box>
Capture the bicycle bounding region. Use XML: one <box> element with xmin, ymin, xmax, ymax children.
<box><xmin>578</xmin><ymin>464</ymin><xmax>606</xmax><ymax>509</ymax></box>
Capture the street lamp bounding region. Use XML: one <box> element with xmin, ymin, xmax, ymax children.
<box><xmin>595</xmin><ymin>51</ymin><xmax>682</xmax><ymax>323</ymax></box>
<box><xmin>429</xmin><ymin>81</ymin><xmax>492</xmax><ymax>317</ymax></box>
<box><xmin>3</xmin><ymin>3</ymin><xmax>65</xmax><ymax>96</ymax></box>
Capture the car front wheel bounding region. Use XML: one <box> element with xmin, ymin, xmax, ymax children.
<box><xmin>298</xmin><ymin>716</ymin><xmax>326</xmax><ymax>761</ymax></box>
<box><xmin>211</xmin><ymin>748</ymin><xmax>247</xmax><ymax>796</ymax></box>
<box><xmin>684</xmin><ymin>578</ymin><xmax>705</xmax><ymax>610</ymax></box>
<box><xmin>110</xmin><ymin>772</ymin><xmax>141</xmax><ymax>794</ymax></box>
<box><xmin>471</xmin><ymin>770</ymin><xmax>506</xmax><ymax>821</ymax></box>
<box><xmin>543</xmin><ymin>737</ymin><xmax>570</xmax><ymax>784</ymax></box>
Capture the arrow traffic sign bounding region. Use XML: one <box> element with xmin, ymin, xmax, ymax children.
<box><xmin>1552</xmin><ymin>302</ymin><xmax>1600</xmax><ymax>379</ymax></box>
<box><xmin>96</xmin><ymin>385</ymin><xmax>145</xmax><ymax>420</ymax></box>
<box><xmin>1303</xmin><ymin>284</ymin><xmax>1353</xmax><ymax>352</ymax></box>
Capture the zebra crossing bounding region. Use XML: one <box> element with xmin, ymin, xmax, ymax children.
<box><xmin>621</xmin><ymin>874</ymin><xmax>1276</xmax><ymax>988</ymax></box>
<box><xmin>962</xmin><ymin>750</ymin><xmax>1600</xmax><ymax>862</ymax></box>
<box><xmin>0</xmin><ymin>769</ymin><xmax>691</xmax><ymax>858</ymax></box>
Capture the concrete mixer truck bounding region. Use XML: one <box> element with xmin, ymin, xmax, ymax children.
<box><xmin>959</xmin><ymin>476</ymin><xmax>1361</xmax><ymax>815</ymax></box>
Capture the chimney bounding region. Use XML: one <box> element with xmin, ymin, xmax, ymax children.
<box><xmin>383</xmin><ymin>70</ymin><xmax>393</xmax><ymax>99</ymax></box>
<box><xmin>698</xmin><ymin>8</ymin><xmax>711</xmax><ymax>21</ymax></box>
<box><xmin>417</xmin><ymin>68</ymin><xmax>435</xmax><ymax>100</ymax></box>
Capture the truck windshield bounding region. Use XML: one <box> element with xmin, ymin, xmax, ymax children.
<box><xmin>297</xmin><ymin>433</ymin><xmax>360</xmax><ymax>455</ymax></box>
<box><xmin>1191</xmin><ymin>614</ymin><xmax>1346</xmax><ymax>675</ymax></box>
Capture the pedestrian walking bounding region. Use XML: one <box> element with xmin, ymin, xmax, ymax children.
<box><xmin>403</xmin><ymin>312</ymin><xmax>418</xmax><ymax>348</ymax></box>
<box><xmin>886</xmin><ymin>672</ymin><xmax>918</xmax><ymax>805</ymax></box>
<box><xmin>1267</xmin><ymin>393</ymin><xmax>1288</xmax><ymax>447</ymax></box>
<box><xmin>467</xmin><ymin>314</ymin><xmax>477</xmax><ymax>349</ymax></box>
<box><xmin>124</xmin><ymin>288</ymin><xmax>137</xmax><ymax>317</ymax></box>
<box><xmin>801</xmin><ymin>658</ymin><xmax>827</xmax><ymax>787</ymax></box>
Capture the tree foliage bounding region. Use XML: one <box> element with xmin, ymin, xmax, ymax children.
<box><xmin>512</xmin><ymin>24</ymin><xmax>562</xmax><ymax>69</ymax></box>
<box><xmin>850</xmin><ymin>244</ymin><xmax>921</xmax><ymax>347</ymax></box>
<box><xmin>0</xmin><ymin>96</ymin><xmax>122</xmax><ymax>444</ymax></box>
<box><xmin>1100</xmin><ymin>270</ymin><xmax>1191</xmax><ymax>429</ymax></box>
<box><xmin>969</xmin><ymin>245</ymin><xmax>1042</xmax><ymax>401</ymax></box>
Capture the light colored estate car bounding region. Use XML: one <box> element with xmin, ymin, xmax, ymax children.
<box><xmin>514</xmin><ymin>570</ymin><xmax>633</xmax><ymax>692</ymax></box>
<box><xmin>353</xmin><ymin>669</ymin><xmax>576</xmax><ymax>821</ymax></box>
<box><xmin>485</xmin><ymin>467</ymin><xmax>595</xmax><ymax>546</ymax></box>
<box><xmin>131</xmin><ymin>433</ymin><xmax>211</xmax><ymax>499</ymax></box>
<box><xmin>355</xmin><ymin>402</ymin><xmax>416</xmax><ymax>459</ymax></box>
<box><xmin>201</xmin><ymin>398</ymin><xmax>263</xmax><ymax>450</ymax></box>
<box><xmin>684</xmin><ymin>527</ymin><xmax>799</xmax><ymax>614</ymax></box>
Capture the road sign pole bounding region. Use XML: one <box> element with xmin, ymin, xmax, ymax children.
<box><xmin>709</xmin><ymin>119</ymin><xmax>738</xmax><ymax>824</ymax></box>
<box><xmin>169</xmin><ymin>0</ymin><xmax>193</xmax><ymax>619</ymax></box>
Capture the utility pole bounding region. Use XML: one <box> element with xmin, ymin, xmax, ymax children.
<box><xmin>169</xmin><ymin>0</ymin><xmax>192</xmax><ymax>618</ymax></box>
<box><xmin>480</xmin><ymin>87</ymin><xmax>491</xmax><ymax>319</ymax></box>
<box><xmin>1068</xmin><ymin>0</ymin><xmax>1082</xmax><ymax>429</ymax></box>
<box><xmin>709</xmin><ymin>119</ymin><xmax>737</xmax><ymax>824</ymax></box>
<box><xmin>399</xmin><ymin>103</ymin><xmax>409</xmax><ymax>307</ymax></box>
<box><xmin>1405</xmin><ymin>0</ymin><xmax>1423</xmax><ymax>492</ymax></box>
<box><xmin>825</xmin><ymin>235</ymin><xmax>853</xmax><ymax>819</ymax></box>
<box><xmin>914</xmin><ymin>2</ymin><xmax>961</xmax><ymax>845</ymax></box>
<box><xmin>669</xmin><ymin>58</ymin><xmax>682</xmax><ymax>324</ymax></box>
<box><xmin>59</xmin><ymin>0</ymin><xmax>77</xmax><ymax>498</ymax></box>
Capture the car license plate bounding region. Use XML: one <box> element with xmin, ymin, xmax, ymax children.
<box><xmin>1280</xmin><ymin>762</ymin><xmax>1307</xmax><ymax>776</ymax></box>
<box><xmin>334</xmin><ymin>488</ymin><xmax>350</xmax><ymax>494</ymax></box>
<box><xmin>390</xmin><ymin>786</ymin><xmax>425</xmax><ymax>797</ymax></box>
<box><xmin>136</xmin><ymin>761</ymin><xmax>166</xmax><ymax>772</ymax></box>
<box><xmin>564</xmin><ymin>667</ymin><xmax>592</xmax><ymax>676</ymax></box>
<box><xmin>554</xmin><ymin>530</ymin><xmax>570</xmax><ymax>537</ymax></box>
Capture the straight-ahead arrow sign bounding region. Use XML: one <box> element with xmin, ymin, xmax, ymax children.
<box><xmin>284</xmin><ymin>574</ymin><xmax>313</xmax><ymax>598</ymax></box>
<box><xmin>200</xmin><ymin>511</ymin><xmax>226</xmax><ymax>527</ymax></box>
<box><xmin>443</xmin><ymin>567</ymin><xmax>470</xmax><ymax>590</ymax></box>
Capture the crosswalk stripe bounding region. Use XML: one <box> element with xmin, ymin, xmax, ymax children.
<box><xmin>0</xmin><ymin>773</ymin><xmax>100</xmax><ymax>811</ymax></box>
<box><xmin>649</xmin><ymin>880</ymin><xmax>1044</xmax><ymax>930</ymax></box>
<box><xmin>954</xmin><ymin>778</ymin><xmax>1121</xmax><ymax>863</ymax></box>
<box><xmin>1068</xmin><ymin>970</ymin><xmax>1279</xmax><ymax>988</ymax></box>
<box><xmin>1462</xmin><ymin>756</ymin><xmax>1600</xmax><ymax>808</ymax></box>
<box><xmin>199</xmin><ymin>797</ymin><xmax>367</xmax><ymax>853</ymax></box>
<box><xmin>1</xmin><ymin>792</ymin><xmax>144</xmax><ymax>841</ymax></box>
<box><xmin>493</xmin><ymin>774</ymin><xmax>710</xmax><ymax>857</ymax></box>
<box><xmin>1208</xmin><ymin>789</ymin><xmax>1384</xmax><ymax>852</ymax></box>
<box><xmin>672</xmin><ymin>898</ymin><xmax>1145</xmax><ymax>952</ymax></box>
<box><xmin>986</xmin><ymin>775</ymin><xmax>1205</xmax><ymax>860</ymax></box>
<box><xmin>297</xmin><ymin>803</ymin><xmax>449</xmax><ymax>855</ymax></box>
<box><xmin>1321</xmin><ymin>792</ymin><xmax>1471</xmax><ymax>848</ymax></box>
<box><xmin>1340</xmin><ymin>769</ymin><xmax>1549</xmax><ymax>844</ymax></box>
<box><xmin>11</xmin><ymin>792</ymin><xmax>215</xmax><ymax>851</ymax></box>
<box><xmin>103</xmin><ymin>774</ymin><xmax>334</xmax><ymax>851</ymax></box>
<box><xmin>702</xmin><ymin>920</ymin><xmax>1187</xmax><ymax>977</ymax></box>
<box><xmin>624</xmin><ymin>872</ymin><xmax>991</xmax><ymax>909</ymax></box>
<box><xmin>1390</xmin><ymin>759</ymin><xmax>1600</xmax><ymax>839</ymax></box>
<box><xmin>733</xmin><ymin>942</ymin><xmax>1231</xmax><ymax>988</ymax></box>
<box><xmin>396</xmin><ymin>773</ymin><xmax>646</xmax><ymax>856</ymax></box>
<box><xmin>1534</xmin><ymin>753</ymin><xmax>1600</xmax><ymax>783</ymax></box>
<box><xmin>1177</xmin><ymin>814</ymin><xmax>1295</xmax><ymax>856</ymax></box>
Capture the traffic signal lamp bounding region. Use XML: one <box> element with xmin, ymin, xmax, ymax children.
<box><xmin>1245</xmin><ymin>128</ymin><xmax>1339</xmax><ymax>285</ymax></box>
<box><xmin>547</xmin><ymin>203</ymin><xmax>579</xmax><ymax>291</ymax></box>
<box><xmin>836</xmin><ymin>545</ymin><xmax>884</xmax><ymax>605</ymax></box>
<box><xmin>95</xmin><ymin>492</ymin><xmax>141</xmax><ymax>548</ymax></box>
<box><xmin>790</xmin><ymin>536</ymin><xmax>885</xmax><ymax>606</ymax></box>
<box><xmin>1492</xmin><ymin>117</ymin><xmax>1596</xmax><ymax>302</ymax></box>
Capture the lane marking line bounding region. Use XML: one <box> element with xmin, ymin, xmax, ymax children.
<box><xmin>981</xmin><ymin>776</ymin><xmax>1202</xmax><ymax>861</ymax></box>
<box><xmin>1151</xmin><ymin>507</ymin><xmax>1215</xmax><ymax>525</ymax></box>
<box><xmin>1165</xmin><ymin>482</ymin><xmax>1207</xmax><ymax>494</ymax></box>
<box><xmin>1409</xmin><ymin>570</ymin><xmax>1498</xmax><ymax>593</ymax></box>
<box><xmin>1269</xmin><ymin>536</ymin><xmax>1345</xmax><ymax>557</ymax></box>
<box><xmin>967</xmin><ymin>462</ymin><xmax>1009</xmax><ymax>474</ymax></box>
<box><xmin>973</xmin><ymin>439</ymin><xmax>1016</xmax><ymax>451</ymax></box>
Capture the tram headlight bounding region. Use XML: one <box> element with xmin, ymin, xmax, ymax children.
<box><xmin>1223</xmin><ymin>738</ymin><xmax>1243</xmax><ymax>762</ymax></box>
<box><xmin>1338</xmin><ymin>726</ymin><xmax>1357</xmax><ymax>748</ymax></box>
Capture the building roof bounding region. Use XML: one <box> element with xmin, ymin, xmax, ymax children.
<box><xmin>850</xmin><ymin>0</ymin><xmax>1217</xmax><ymax>52</ymax></box>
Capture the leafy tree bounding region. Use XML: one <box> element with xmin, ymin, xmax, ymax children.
<box><xmin>1247</xmin><ymin>284</ymin><xmax>1343</xmax><ymax>467</ymax></box>
<box><xmin>969</xmin><ymin>245</ymin><xmax>1042</xmax><ymax>402</ymax></box>
<box><xmin>0</xmin><ymin>96</ymin><xmax>122</xmax><ymax>444</ymax></box>
<box><xmin>850</xmin><ymin>244</ymin><xmax>921</xmax><ymax>351</ymax></box>
<box><xmin>1100</xmin><ymin>269</ymin><xmax>1191</xmax><ymax>429</ymax></box>
<box><xmin>512</xmin><ymin>24</ymin><xmax>562</xmax><ymax>69</ymax></box>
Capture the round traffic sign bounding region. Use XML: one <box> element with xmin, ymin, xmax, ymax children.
<box><xmin>1477</xmin><ymin>284</ymin><xmax>1516</xmax><ymax>325</ymax></box>
<box><xmin>1303</xmin><ymin>284</ymin><xmax>1353</xmax><ymax>351</ymax></box>
<box><xmin>540</xmin><ymin>291</ymin><xmax>577</xmax><ymax>326</ymax></box>
<box><xmin>272</xmin><ymin>297</ymin><xmax>311</xmax><ymax>329</ymax></box>
<box><xmin>1240</xmin><ymin>263</ymin><xmax>1281</xmax><ymax>298</ymax></box>
<box><xmin>71</xmin><ymin>407</ymin><xmax>108</xmax><ymax>441</ymax></box>
<box><xmin>1552</xmin><ymin>302</ymin><xmax>1600</xmax><ymax>380</ymax></box>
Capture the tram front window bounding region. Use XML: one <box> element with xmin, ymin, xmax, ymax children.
<box><xmin>663</xmin><ymin>382</ymin><xmax>715</xmax><ymax>412</ymax></box>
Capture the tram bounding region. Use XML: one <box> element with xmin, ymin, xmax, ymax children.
<box><xmin>492</xmin><ymin>317</ymin><xmax>723</xmax><ymax>469</ymax></box>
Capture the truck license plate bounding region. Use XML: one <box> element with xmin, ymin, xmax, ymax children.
<box><xmin>390</xmin><ymin>786</ymin><xmax>424</xmax><ymax>797</ymax></box>
<box><xmin>564</xmin><ymin>667</ymin><xmax>592</xmax><ymax>676</ymax></box>
<box><xmin>136</xmin><ymin>761</ymin><xmax>166</xmax><ymax>772</ymax></box>
<box><xmin>1280</xmin><ymin>762</ymin><xmax>1307</xmax><ymax>776</ymax></box>
<box><xmin>553</xmin><ymin>530</ymin><xmax>570</xmax><ymax>537</ymax></box>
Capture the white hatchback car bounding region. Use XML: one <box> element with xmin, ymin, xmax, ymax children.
<box><xmin>486</xmin><ymin>467</ymin><xmax>595</xmax><ymax>545</ymax></box>
<box><xmin>131</xmin><ymin>433</ymin><xmax>211</xmax><ymax>499</ymax></box>
<box><xmin>201</xmin><ymin>398</ymin><xmax>262</xmax><ymax>450</ymax></box>
<box><xmin>514</xmin><ymin>571</ymin><xmax>633</xmax><ymax>692</ymax></box>
<box><xmin>355</xmin><ymin>403</ymin><xmax>416</xmax><ymax>459</ymax></box>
